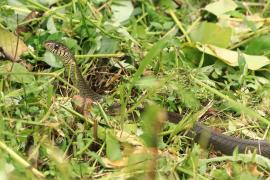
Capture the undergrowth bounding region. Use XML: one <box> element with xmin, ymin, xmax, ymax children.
<box><xmin>0</xmin><ymin>0</ymin><xmax>270</xmax><ymax>179</ymax></box>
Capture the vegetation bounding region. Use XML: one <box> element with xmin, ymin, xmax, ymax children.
<box><xmin>0</xmin><ymin>0</ymin><xmax>270</xmax><ymax>179</ymax></box>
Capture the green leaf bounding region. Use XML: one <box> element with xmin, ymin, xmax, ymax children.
<box><xmin>47</xmin><ymin>17</ymin><xmax>57</xmax><ymax>34</ymax></box>
<box><xmin>111</xmin><ymin>0</ymin><xmax>134</xmax><ymax>23</ymax></box>
<box><xmin>136</xmin><ymin>76</ymin><xmax>159</xmax><ymax>89</ymax></box>
<box><xmin>131</xmin><ymin>37</ymin><xmax>169</xmax><ymax>86</ymax></box>
<box><xmin>140</xmin><ymin>105</ymin><xmax>162</xmax><ymax>147</ymax></box>
<box><xmin>245</xmin><ymin>35</ymin><xmax>270</xmax><ymax>56</ymax></box>
<box><xmin>237</xmin><ymin>50</ymin><xmax>248</xmax><ymax>85</ymax></box>
<box><xmin>204</xmin><ymin>0</ymin><xmax>238</xmax><ymax>17</ymax></box>
<box><xmin>237</xmin><ymin>50</ymin><xmax>247</xmax><ymax>73</ymax></box>
<box><xmin>0</xmin><ymin>62</ymin><xmax>35</xmax><ymax>83</ymax></box>
<box><xmin>43</xmin><ymin>51</ymin><xmax>63</xmax><ymax>68</ymax></box>
<box><xmin>177</xmin><ymin>84</ymin><xmax>200</xmax><ymax>110</ymax></box>
<box><xmin>158</xmin><ymin>0</ymin><xmax>176</xmax><ymax>9</ymax></box>
<box><xmin>132</xmin><ymin>25</ymin><xmax>147</xmax><ymax>39</ymax></box>
<box><xmin>211</xmin><ymin>169</ymin><xmax>230</xmax><ymax>180</ymax></box>
<box><xmin>106</xmin><ymin>131</ymin><xmax>122</xmax><ymax>161</ymax></box>
<box><xmin>199</xmin><ymin>154</ymin><xmax>270</xmax><ymax>173</ymax></box>
<box><xmin>190</xmin><ymin>22</ymin><xmax>232</xmax><ymax>48</ymax></box>
<box><xmin>98</xmin><ymin>37</ymin><xmax>119</xmax><ymax>54</ymax></box>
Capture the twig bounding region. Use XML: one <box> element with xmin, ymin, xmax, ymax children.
<box><xmin>0</xmin><ymin>140</ymin><xmax>45</xmax><ymax>178</ymax></box>
<box><xmin>75</xmin><ymin>53</ymin><xmax>125</xmax><ymax>59</ymax></box>
<box><xmin>169</xmin><ymin>9</ymin><xmax>191</xmax><ymax>43</ymax></box>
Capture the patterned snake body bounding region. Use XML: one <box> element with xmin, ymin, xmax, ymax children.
<box><xmin>44</xmin><ymin>40</ymin><xmax>270</xmax><ymax>158</ymax></box>
<box><xmin>44</xmin><ymin>41</ymin><xmax>102</xmax><ymax>101</ymax></box>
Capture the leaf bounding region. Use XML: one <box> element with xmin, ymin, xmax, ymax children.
<box><xmin>199</xmin><ymin>154</ymin><xmax>270</xmax><ymax>170</ymax></box>
<box><xmin>102</xmin><ymin>157</ymin><xmax>127</xmax><ymax>168</ymax></box>
<box><xmin>38</xmin><ymin>0</ymin><xmax>59</xmax><ymax>6</ymax></box>
<box><xmin>196</xmin><ymin>43</ymin><xmax>270</xmax><ymax>70</ymax></box>
<box><xmin>237</xmin><ymin>50</ymin><xmax>247</xmax><ymax>73</ymax></box>
<box><xmin>177</xmin><ymin>84</ymin><xmax>200</xmax><ymax>110</ymax></box>
<box><xmin>132</xmin><ymin>25</ymin><xmax>147</xmax><ymax>39</ymax></box>
<box><xmin>114</xmin><ymin>129</ymin><xmax>143</xmax><ymax>146</ymax></box>
<box><xmin>0</xmin><ymin>27</ymin><xmax>28</xmax><ymax>61</ymax></box>
<box><xmin>219</xmin><ymin>14</ymin><xmax>264</xmax><ymax>44</ymax></box>
<box><xmin>158</xmin><ymin>0</ymin><xmax>176</xmax><ymax>9</ymax></box>
<box><xmin>136</xmin><ymin>76</ymin><xmax>159</xmax><ymax>89</ymax></box>
<box><xmin>245</xmin><ymin>35</ymin><xmax>270</xmax><ymax>56</ymax></box>
<box><xmin>47</xmin><ymin>17</ymin><xmax>57</xmax><ymax>34</ymax></box>
<box><xmin>131</xmin><ymin>37</ymin><xmax>168</xmax><ymax>86</ymax></box>
<box><xmin>98</xmin><ymin>37</ymin><xmax>119</xmax><ymax>54</ymax></box>
<box><xmin>11</xmin><ymin>63</ymin><xmax>35</xmax><ymax>83</ymax></box>
<box><xmin>0</xmin><ymin>62</ymin><xmax>35</xmax><ymax>83</ymax></box>
<box><xmin>190</xmin><ymin>22</ymin><xmax>232</xmax><ymax>48</ymax></box>
<box><xmin>117</xmin><ymin>27</ymin><xmax>140</xmax><ymax>45</ymax></box>
<box><xmin>204</xmin><ymin>0</ymin><xmax>238</xmax><ymax>17</ymax></box>
<box><xmin>106</xmin><ymin>131</ymin><xmax>122</xmax><ymax>161</ymax></box>
<box><xmin>111</xmin><ymin>60</ymin><xmax>134</xmax><ymax>69</ymax></box>
<box><xmin>111</xmin><ymin>0</ymin><xmax>134</xmax><ymax>23</ymax></box>
<box><xmin>43</xmin><ymin>51</ymin><xmax>63</xmax><ymax>68</ymax></box>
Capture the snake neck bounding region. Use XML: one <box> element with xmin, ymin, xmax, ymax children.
<box><xmin>66</xmin><ymin>60</ymin><xmax>103</xmax><ymax>102</ymax></box>
<box><xmin>44</xmin><ymin>41</ymin><xmax>103</xmax><ymax>102</ymax></box>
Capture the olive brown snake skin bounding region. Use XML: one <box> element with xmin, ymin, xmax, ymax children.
<box><xmin>44</xmin><ymin>40</ymin><xmax>270</xmax><ymax>158</ymax></box>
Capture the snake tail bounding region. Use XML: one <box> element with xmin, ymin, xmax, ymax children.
<box><xmin>167</xmin><ymin>112</ymin><xmax>270</xmax><ymax>158</ymax></box>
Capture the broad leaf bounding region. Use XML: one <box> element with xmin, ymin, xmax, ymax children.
<box><xmin>245</xmin><ymin>35</ymin><xmax>270</xmax><ymax>56</ymax></box>
<box><xmin>196</xmin><ymin>43</ymin><xmax>270</xmax><ymax>70</ymax></box>
<box><xmin>111</xmin><ymin>0</ymin><xmax>134</xmax><ymax>23</ymax></box>
<box><xmin>106</xmin><ymin>131</ymin><xmax>122</xmax><ymax>161</ymax></box>
<box><xmin>204</xmin><ymin>0</ymin><xmax>238</xmax><ymax>17</ymax></box>
<box><xmin>98</xmin><ymin>37</ymin><xmax>119</xmax><ymax>54</ymax></box>
<box><xmin>47</xmin><ymin>17</ymin><xmax>57</xmax><ymax>34</ymax></box>
<box><xmin>190</xmin><ymin>22</ymin><xmax>232</xmax><ymax>48</ymax></box>
<box><xmin>0</xmin><ymin>62</ymin><xmax>35</xmax><ymax>83</ymax></box>
<box><xmin>219</xmin><ymin>14</ymin><xmax>264</xmax><ymax>44</ymax></box>
<box><xmin>0</xmin><ymin>27</ymin><xmax>28</xmax><ymax>61</ymax></box>
<box><xmin>43</xmin><ymin>51</ymin><xmax>63</xmax><ymax>68</ymax></box>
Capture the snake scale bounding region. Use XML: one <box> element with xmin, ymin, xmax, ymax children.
<box><xmin>44</xmin><ymin>40</ymin><xmax>270</xmax><ymax>158</ymax></box>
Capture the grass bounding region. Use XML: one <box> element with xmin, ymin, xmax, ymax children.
<box><xmin>0</xmin><ymin>0</ymin><xmax>270</xmax><ymax>179</ymax></box>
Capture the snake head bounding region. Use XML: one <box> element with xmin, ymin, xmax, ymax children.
<box><xmin>44</xmin><ymin>40</ymin><xmax>61</xmax><ymax>52</ymax></box>
<box><xmin>44</xmin><ymin>40</ymin><xmax>73</xmax><ymax>59</ymax></box>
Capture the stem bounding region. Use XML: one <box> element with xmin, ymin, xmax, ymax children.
<box><xmin>75</xmin><ymin>53</ymin><xmax>125</xmax><ymax>59</ymax></box>
<box><xmin>0</xmin><ymin>140</ymin><xmax>45</xmax><ymax>178</ymax></box>
<box><xmin>169</xmin><ymin>9</ymin><xmax>191</xmax><ymax>43</ymax></box>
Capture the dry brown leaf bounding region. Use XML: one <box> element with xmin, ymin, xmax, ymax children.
<box><xmin>0</xmin><ymin>27</ymin><xmax>28</xmax><ymax>61</ymax></box>
<box><xmin>115</xmin><ymin>129</ymin><xmax>143</xmax><ymax>146</ymax></box>
<box><xmin>102</xmin><ymin>146</ymin><xmax>161</xmax><ymax>168</ymax></box>
<box><xmin>248</xmin><ymin>164</ymin><xmax>264</xmax><ymax>177</ymax></box>
<box><xmin>102</xmin><ymin>157</ymin><xmax>128</xmax><ymax>168</ymax></box>
<box><xmin>219</xmin><ymin>14</ymin><xmax>264</xmax><ymax>43</ymax></box>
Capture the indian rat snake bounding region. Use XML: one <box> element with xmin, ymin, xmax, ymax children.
<box><xmin>44</xmin><ymin>40</ymin><xmax>270</xmax><ymax>158</ymax></box>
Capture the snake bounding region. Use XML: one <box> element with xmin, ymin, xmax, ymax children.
<box><xmin>44</xmin><ymin>40</ymin><xmax>270</xmax><ymax>158</ymax></box>
<box><xmin>44</xmin><ymin>40</ymin><xmax>102</xmax><ymax>102</ymax></box>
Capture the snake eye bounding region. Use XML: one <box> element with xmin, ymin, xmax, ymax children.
<box><xmin>54</xmin><ymin>44</ymin><xmax>59</xmax><ymax>50</ymax></box>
